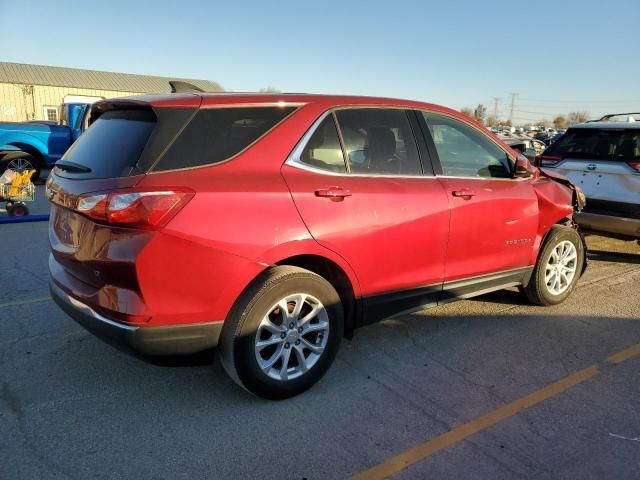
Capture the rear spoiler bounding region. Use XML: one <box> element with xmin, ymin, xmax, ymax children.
<box><xmin>169</xmin><ymin>81</ymin><xmax>205</xmax><ymax>93</ymax></box>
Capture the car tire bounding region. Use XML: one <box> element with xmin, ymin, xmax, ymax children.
<box><xmin>218</xmin><ymin>266</ymin><xmax>343</xmax><ymax>400</ymax></box>
<box><xmin>1</xmin><ymin>152</ymin><xmax>41</xmax><ymax>182</ymax></box>
<box><xmin>7</xmin><ymin>202</ymin><xmax>29</xmax><ymax>217</ymax></box>
<box><xmin>524</xmin><ymin>225</ymin><xmax>584</xmax><ymax>306</ymax></box>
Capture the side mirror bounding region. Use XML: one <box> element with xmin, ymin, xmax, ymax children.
<box><xmin>513</xmin><ymin>155</ymin><xmax>535</xmax><ymax>178</ymax></box>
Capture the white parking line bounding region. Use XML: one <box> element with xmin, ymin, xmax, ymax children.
<box><xmin>0</xmin><ymin>296</ymin><xmax>51</xmax><ymax>309</ymax></box>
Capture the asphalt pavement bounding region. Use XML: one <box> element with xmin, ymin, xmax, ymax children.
<box><xmin>1</xmin><ymin>200</ymin><xmax>639</xmax><ymax>479</ymax></box>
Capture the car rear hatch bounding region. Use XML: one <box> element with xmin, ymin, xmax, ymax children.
<box><xmin>536</xmin><ymin>127</ymin><xmax>640</xmax><ymax>219</ymax></box>
<box><xmin>48</xmin><ymin>97</ymin><xmax>200</xmax><ymax>322</ymax></box>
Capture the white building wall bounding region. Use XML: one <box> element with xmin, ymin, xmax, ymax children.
<box><xmin>0</xmin><ymin>83</ymin><xmax>142</xmax><ymax>122</ymax></box>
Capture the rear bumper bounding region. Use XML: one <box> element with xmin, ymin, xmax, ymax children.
<box><xmin>50</xmin><ymin>280</ymin><xmax>223</xmax><ymax>356</ymax></box>
<box><xmin>575</xmin><ymin>212</ymin><xmax>640</xmax><ymax>239</ymax></box>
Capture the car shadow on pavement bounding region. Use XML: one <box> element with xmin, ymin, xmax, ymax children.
<box><xmin>471</xmin><ymin>288</ymin><xmax>530</xmax><ymax>306</ymax></box>
<box><xmin>588</xmin><ymin>250</ymin><xmax>640</xmax><ymax>265</ymax></box>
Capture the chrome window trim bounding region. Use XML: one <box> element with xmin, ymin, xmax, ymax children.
<box><xmin>285</xmin><ymin>107</ymin><xmax>432</xmax><ymax>179</ymax></box>
<box><xmin>437</xmin><ymin>175</ymin><xmax>531</xmax><ymax>182</ymax></box>
<box><xmin>286</xmin><ymin>106</ymin><xmax>529</xmax><ymax>181</ymax></box>
<box><xmin>416</xmin><ymin>108</ymin><xmax>528</xmax><ymax>181</ymax></box>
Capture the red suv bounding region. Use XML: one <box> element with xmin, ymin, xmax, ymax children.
<box><xmin>48</xmin><ymin>93</ymin><xmax>586</xmax><ymax>399</ymax></box>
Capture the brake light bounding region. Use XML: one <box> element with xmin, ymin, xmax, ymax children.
<box><xmin>628</xmin><ymin>161</ymin><xmax>640</xmax><ymax>172</ymax></box>
<box><xmin>534</xmin><ymin>155</ymin><xmax>562</xmax><ymax>167</ymax></box>
<box><xmin>76</xmin><ymin>189</ymin><xmax>194</xmax><ymax>229</ymax></box>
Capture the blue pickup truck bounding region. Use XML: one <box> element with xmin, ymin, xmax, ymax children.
<box><xmin>0</xmin><ymin>103</ymin><xmax>92</xmax><ymax>181</ymax></box>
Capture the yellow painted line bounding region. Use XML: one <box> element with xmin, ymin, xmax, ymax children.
<box><xmin>352</xmin><ymin>342</ymin><xmax>640</xmax><ymax>480</ymax></box>
<box><xmin>0</xmin><ymin>296</ymin><xmax>51</xmax><ymax>309</ymax></box>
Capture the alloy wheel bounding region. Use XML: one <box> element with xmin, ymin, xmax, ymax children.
<box><xmin>545</xmin><ymin>240</ymin><xmax>577</xmax><ymax>295</ymax></box>
<box><xmin>254</xmin><ymin>293</ymin><xmax>329</xmax><ymax>381</ymax></box>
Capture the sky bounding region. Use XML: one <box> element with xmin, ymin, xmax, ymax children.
<box><xmin>1</xmin><ymin>0</ymin><xmax>639</xmax><ymax>123</ymax></box>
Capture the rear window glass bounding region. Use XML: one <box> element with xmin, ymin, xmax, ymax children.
<box><xmin>152</xmin><ymin>106</ymin><xmax>296</xmax><ymax>171</ymax></box>
<box><xmin>547</xmin><ymin>128</ymin><xmax>640</xmax><ymax>161</ymax></box>
<box><xmin>58</xmin><ymin>109</ymin><xmax>155</xmax><ymax>179</ymax></box>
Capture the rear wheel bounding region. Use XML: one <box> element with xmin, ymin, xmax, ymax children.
<box><xmin>7</xmin><ymin>202</ymin><xmax>29</xmax><ymax>217</ymax></box>
<box><xmin>219</xmin><ymin>266</ymin><xmax>343</xmax><ymax>399</ymax></box>
<box><xmin>524</xmin><ymin>225</ymin><xmax>584</xmax><ymax>306</ymax></box>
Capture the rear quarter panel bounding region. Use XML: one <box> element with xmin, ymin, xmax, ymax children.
<box><xmin>134</xmin><ymin>104</ymin><xmax>362</xmax><ymax>324</ymax></box>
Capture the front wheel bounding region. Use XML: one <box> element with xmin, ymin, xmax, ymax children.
<box><xmin>219</xmin><ymin>266</ymin><xmax>343</xmax><ymax>400</ymax></box>
<box><xmin>524</xmin><ymin>225</ymin><xmax>584</xmax><ymax>306</ymax></box>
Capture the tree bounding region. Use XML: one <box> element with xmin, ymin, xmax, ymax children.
<box><xmin>553</xmin><ymin>115</ymin><xmax>567</xmax><ymax>129</ymax></box>
<box><xmin>259</xmin><ymin>86</ymin><xmax>280</xmax><ymax>93</ymax></box>
<box><xmin>537</xmin><ymin>119</ymin><xmax>552</xmax><ymax>128</ymax></box>
<box><xmin>473</xmin><ymin>104</ymin><xmax>487</xmax><ymax>124</ymax></box>
<box><xmin>485</xmin><ymin>115</ymin><xmax>498</xmax><ymax>127</ymax></box>
<box><xmin>567</xmin><ymin>111</ymin><xmax>589</xmax><ymax>125</ymax></box>
<box><xmin>460</xmin><ymin>107</ymin><xmax>473</xmax><ymax>117</ymax></box>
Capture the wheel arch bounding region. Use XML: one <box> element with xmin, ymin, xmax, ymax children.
<box><xmin>526</xmin><ymin>217</ymin><xmax>586</xmax><ymax>286</ymax></box>
<box><xmin>274</xmin><ymin>254</ymin><xmax>359</xmax><ymax>333</ymax></box>
<box><xmin>0</xmin><ymin>141</ymin><xmax>46</xmax><ymax>167</ymax></box>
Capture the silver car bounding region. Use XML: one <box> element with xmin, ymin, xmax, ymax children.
<box><xmin>536</xmin><ymin>114</ymin><xmax>640</xmax><ymax>240</ymax></box>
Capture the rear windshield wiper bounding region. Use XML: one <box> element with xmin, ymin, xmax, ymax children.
<box><xmin>55</xmin><ymin>160</ymin><xmax>92</xmax><ymax>173</ymax></box>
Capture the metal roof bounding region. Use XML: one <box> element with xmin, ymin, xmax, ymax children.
<box><xmin>0</xmin><ymin>62</ymin><xmax>223</xmax><ymax>93</ymax></box>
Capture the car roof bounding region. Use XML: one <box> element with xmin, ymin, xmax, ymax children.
<box><xmin>570</xmin><ymin>121</ymin><xmax>640</xmax><ymax>129</ymax></box>
<box><xmin>97</xmin><ymin>91</ymin><xmax>458</xmax><ymax>113</ymax></box>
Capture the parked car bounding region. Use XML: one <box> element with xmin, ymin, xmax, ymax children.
<box><xmin>48</xmin><ymin>93</ymin><xmax>586</xmax><ymax>399</ymax></box>
<box><xmin>499</xmin><ymin>135</ymin><xmax>546</xmax><ymax>163</ymax></box>
<box><xmin>536</xmin><ymin>116</ymin><xmax>639</xmax><ymax>240</ymax></box>
<box><xmin>0</xmin><ymin>102</ymin><xmax>93</xmax><ymax>180</ymax></box>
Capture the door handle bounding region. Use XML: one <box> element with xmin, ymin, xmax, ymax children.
<box><xmin>452</xmin><ymin>189</ymin><xmax>477</xmax><ymax>199</ymax></box>
<box><xmin>315</xmin><ymin>187</ymin><xmax>352</xmax><ymax>200</ymax></box>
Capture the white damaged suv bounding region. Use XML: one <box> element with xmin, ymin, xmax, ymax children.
<box><xmin>536</xmin><ymin>113</ymin><xmax>640</xmax><ymax>241</ymax></box>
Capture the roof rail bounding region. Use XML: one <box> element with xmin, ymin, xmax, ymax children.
<box><xmin>593</xmin><ymin>112</ymin><xmax>639</xmax><ymax>122</ymax></box>
<box><xmin>169</xmin><ymin>81</ymin><xmax>205</xmax><ymax>93</ymax></box>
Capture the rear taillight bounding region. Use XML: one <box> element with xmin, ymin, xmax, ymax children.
<box><xmin>534</xmin><ymin>155</ymin><xmax>562</xmax><ymax>167</ymax></box>
<box><xmin>76</xmin><ymin>189</ymin><xmax>194</xmax><ymax>229</ymax></box>
<box><xmin>628</xmin><ymin>161</ymin><xmax>640</xmax><ymax>172</ymax></box>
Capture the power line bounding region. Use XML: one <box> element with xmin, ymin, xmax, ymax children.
<box><xmin>519</xmin><ymin>97</ymin><xmax>640</xmax><ymax>104</ymax></box>
<box><xmin>514</xmin><ymin>109</ymin><xmax>562</xmax><ymax>116</ymax></box>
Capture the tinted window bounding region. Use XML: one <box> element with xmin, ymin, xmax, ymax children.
<box><xmin>57</xmin><ymin>109</ymin><xmax>155</xmax><ymax>179</ymax></box>
<box><xmin>299</xmin><ymin>115</ymin><xmax>346</xmax><ymax>172</ymax></box>
<box><xmin>422</xmin><ymin>112</ymin><xmax>512</xmax><ymax>178</ymax></box>
<box><xmin>546</xmin><ymin>128</ymin><xmax>640</xmax><ymax>161</ymax></box>
<box><xmin>335</xmin><ymin>109</ymin><xmax>422</xmax><ymax>175</ymax></box>
<box><xmin>153</xmin><ymin>106</ymin><xmax>296</xmax><ymax>171</ymax></box>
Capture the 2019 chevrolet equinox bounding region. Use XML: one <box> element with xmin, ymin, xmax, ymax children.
<box><xmin>48</xmin><ymin>93</ymin><xmax>586</xmax><ymax>399</ymax></box>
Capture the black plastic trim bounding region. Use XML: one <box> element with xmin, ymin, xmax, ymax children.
<box><xmin>440</xmin><ymin>267</ymin><xmax>532</xmax><ymax>301</ymax></box>
<box><xmin>360</xmin><ymin>266</ymin><xmax>533</xmax><ymax>326</ymax></box>
<box><xmin>50</xmin><ymin>280</ymin><xmax>223</xmax><ymax>356</ymax></box>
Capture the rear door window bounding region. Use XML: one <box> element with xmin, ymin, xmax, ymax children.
<box><xmin>547</xmin><ymin>128</ymin><xmax>640</xmax><ymax>161</ymax></box>
<box><xmin>299</xmin><ymin>115</ymin><xmax>347</xmax><ymax>172</ymax></box>
<box><xmin>334</xmin><ymin>108</ymin><xmax>423</xmax><ymax>175</ymax></box>
<box><xmin>57</xmin><ymin>109</ymin><xmax>155</xmax><ymax>179</ymax></box>
<box><xmin>152</xmin><ymin>106</ymin><xmax>296</xmax><ymax>171</ymax></box>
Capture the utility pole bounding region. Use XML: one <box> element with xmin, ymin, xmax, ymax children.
<box><xmin>490</xmin><ymin>96</ymin><xmax>500</xmax><ymax>119</ymax></box>
<box><xmin>508</xmin><ymin>92</ymin><xmax>518</xmax><ymax>123</ymax></box>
